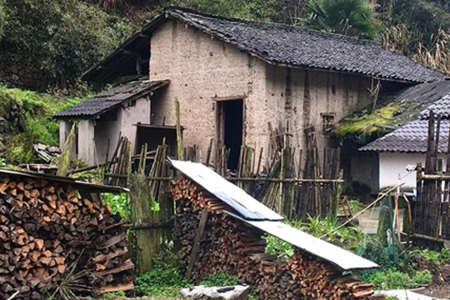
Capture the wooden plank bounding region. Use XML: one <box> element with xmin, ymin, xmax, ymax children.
<box><xmin>186</xmin><ymin>209</ymin><xmax>209</xmax><ymax>279</ymax></box>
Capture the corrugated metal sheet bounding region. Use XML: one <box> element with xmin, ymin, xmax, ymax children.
<box><xmin>228</xmin><ymin>212</ymin><xmax>378</xmax><ymax>270</ymax></box>
<box><xmin>170</xmin><ymin>159</ymin><xmax>378</xmax><ymax>270</ymax></box>
<box><xmin>169</xmin><ymin>159</ymin><xmax>283</xmax><ymax>221</ymax></box>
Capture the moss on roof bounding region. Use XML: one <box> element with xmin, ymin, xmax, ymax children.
<box><xmin>334</xmin><ymin>80</ymin><xmax>450</xmax><ymax>144</ymax></box>
<box><xmin>335</xmin><ymin>104</ymin><xmax>402</xmax><ymax>143</ymax></box>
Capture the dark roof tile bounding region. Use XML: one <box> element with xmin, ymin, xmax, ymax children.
<box><xmin>165</xmin><ymin>7</ymin><xmax>445</xmax><ymax>83</ymax></box>
<box><xmin>360</xmin><ymin>120</ymin><xmax>450</xmax><ymax>153</ymax></box>
<box><xmin>54</xmin><ymin>79</ymin><xmax>169</xmax><ymax>119</ymax></box>
<box><xmin>83</xmin><ymin>7</ymin><xmax>446</xmax><ymax>84</ymax></box>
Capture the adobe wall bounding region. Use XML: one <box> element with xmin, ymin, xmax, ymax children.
<box><xmin>265</xmin><ymin>65</ymin><xmax>373</xmax><ymax>154</ymax></box>
<box><xmin>150</xmin><ymin>20</ymin><xmax>268</xmax><ymax>163</ymax></box>
<box><xmin>95</xmin><ymin>97</ymin><xmax>151</xmax><ymax>163</ymax></box>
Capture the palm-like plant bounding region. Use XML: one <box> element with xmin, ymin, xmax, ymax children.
<box><xmin>303</xmin><ymin>0</ymin><xmax>380</xmax><ymax>39</ymax></box>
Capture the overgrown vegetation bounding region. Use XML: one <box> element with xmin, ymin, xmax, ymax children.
<box><xmin>0</xmin><ymin>0</ymin><xmax>133</xmax><ymax>90</ymax></box>
<box><xmin>0</xmin><ymin>86</ymin><xmax>81</xmax><ymax>163</ymax></box>
<box><xmin>134</xmin><ymin>244</ymin><xmax>191</xmax><ymax>298</ymax></box>
<box><xmin>303</xmin><ymin>0</ymin><xmax>379</xmax><ymax>39</ymax></box>
<box><xmin>334</xmin><ymin>104</ymin><xmax>401</xmax><ymax>143</ymax></box>
<box><xmin>265</xmin><ymin>216</ymin><xmax>364</xmax><ymax>259</ymax></box>
<box><xmin>199</xmin><ymin>272</ymin><xmax>240</xmax><ymax>287</ymax></box>
<box><xmin>359</xmin><ymin>268</ymin><xmax>432</xmax><ymax>289</ymax></box>
<box><xmin>102</xmin><ymin>193</ymin><xmax>131</xmax><ymax>221</ymax></box>
<box><xmin>411</xmin><ymin>248</ymin><xmax>450</xmax><ymax>265</ymax></box>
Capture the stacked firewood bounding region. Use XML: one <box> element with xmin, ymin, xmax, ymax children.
<box><xmin>0</xmin><ymin>174</ymin><xmax>134</xmax><ymax>299</ymax></box>
<box><xmin>170</xmin><ymin>178</ymin><xmax>377</xmax><ymax>299</ymax></box>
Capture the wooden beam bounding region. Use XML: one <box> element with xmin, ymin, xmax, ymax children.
<box><xmin>186</xmin><ymin>209</ymin><xmax>209</xmax><ymax>279</ymax></box>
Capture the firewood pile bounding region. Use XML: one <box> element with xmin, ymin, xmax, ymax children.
<box><xmin>0</xmin><ymin>172</ymin><xmax>134</xmax><ymax>299</ymax></box>
<box><xmin>171</xmin><ymin>177</ymin><xmax>377</xmax><ymax>299</ymax></box>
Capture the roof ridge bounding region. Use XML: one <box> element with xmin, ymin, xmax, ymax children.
<box><xmin>164</xmin><ymin>6</ymin><xmax>379</xmax><ymax>46</ymax></box>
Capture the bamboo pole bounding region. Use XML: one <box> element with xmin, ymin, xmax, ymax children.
<box><xmin>175</xmin><ymin>97</ymin><xmax>183</xmax><ymax>160</ymax></box>
<box><xmin>321</xmin><ymin>183</ymin><xmax>404</xmax><ymax>239</ymax></box>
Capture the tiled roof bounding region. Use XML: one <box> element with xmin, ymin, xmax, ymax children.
<box><xmin>83</xmin><ymin>7</ymin><xmax>446</xmax><ymax>84</ymax></box>
<box><xmin>166</xmin><ymin>7</ymin><xmax>445</xmax><ymax>83</ymax></box>
<box><xmin>360</xmin><ymin>120</ymin><xmax>450</xmax><ymax>153</ymax></box>
<box><xmin>54</xmin><ymin>80</ymin><xmax>169</xmax><ymax>119</ymax></box>
<box><xmin>419</xmin><ymin>95</ymin><xmax>450</xmax><ymax>119</ymax></box>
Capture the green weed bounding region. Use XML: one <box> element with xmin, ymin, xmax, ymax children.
<box><xmin>102</xmin><ymin>193</ymin><xmax>130</xmax><ymax>221</ymax></box>
<box><xmin>134</xmin><ymin>242</ymin><xmax>192</xmax><ymax>298</ymax></box>
<box><xmin>359</xmin><ymin>268</ymin><xmax>431</xmax><ymax>289</ymax></box>
<box><xmin>410</xmin><ymin>248</ymin><xmax>450</xmax><ymax>265</ymax></box>
<box><xmin>135</xmin><ymin>266</ymin><xmax>191</xmax><ymax>298</ymax></box>
<box><xmin>199</xmin><ymin>272</ymin><xmax>240</xmax><ymax>287</ymax></box>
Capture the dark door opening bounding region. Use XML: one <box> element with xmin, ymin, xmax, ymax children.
<box><xmin>218</xmin><ymin>99</ymin><xmax>243</xmax><ymax>171</ymax></box>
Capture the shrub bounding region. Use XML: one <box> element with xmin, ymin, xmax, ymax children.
<box><xmin>1</xmin><ymin>0</ymin><xmax>133</xmax><ymax>90</ymax></box>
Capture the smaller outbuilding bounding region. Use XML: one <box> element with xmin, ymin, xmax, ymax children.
<box><xmin>353</xmin><ymin>82</ymin><xmax>450</xmax><ymax>191</ymax></box>
<box><xmin>54</xmin><ymin>79</ymin><xmax>169</xmax><ymax>165</ymax></box>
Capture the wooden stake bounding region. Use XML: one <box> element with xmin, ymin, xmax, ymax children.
<box><xmin>175</xmin><ymin>98</ymin><xmax>184</xmax><ymax>160</ymax></box>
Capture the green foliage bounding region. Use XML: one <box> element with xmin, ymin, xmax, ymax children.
<box><xmin>357</xmin><ymin>237</ymin><xmax>406</xmax><ymax>268</ymax></box>
<box><xmin>199</xmin><ymin>272</ymin><xmax>240</xmax><ymax>287</ymax></box>
<box><xmin>359</xmin><ymin>268</ymin><xmax>432</xmax><ymax>289</ymax></box>
<box><xmin>159</xmin><ymin>0</ymin><xmax>279</xmax><ymax>22</ymax></box>
<box><xmin>410</xmin><ymin>248</ymin><xmax>450</xmax><ymax>265</ymax></box>
<box><xmin>266</xmin><ymin>216</ymin><xmax>364</xmax><ymax>259</ymax></box>
<box><xmin>1</xmin><ymin>0</ymin><xmax>132</xmax><ymax>90</ymax></box>
<box><xmin>102</xmin><ymin>193</ymin><xmax>131</xmax><ymax>221</ymax></box>
<box><xmin>303</xmin><ymin>0</ymin><xmax>380</xmax><ymax>39</ymax></box>
<box><xmin>135</xmin><ymin>266</ymin><xmax>190</xmax><ymax>297</ymax></box>
<box><xmin>300</xmin><ymin>216</ymin><xmax>364</xmax><ymax>251</ymax></box>
<box><xmin>265</xmin><ymin>234</ymin><xmax>294</xmax><ymax>259</ymax></box>
<box><xmin>0</xmin><ymin>86</ymin><xmax>81</xmax><ymax>163</ymax></box>
<box><xmin>135</xmin><ymin>245</ymin><xmax>191</xmax><ymax>298</ymax></box>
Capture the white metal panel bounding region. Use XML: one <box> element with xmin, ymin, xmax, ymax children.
<box><xmin>226</xmin><ymin>212</ymin><xmax>378</xmax><ymax>270</ymax></box>
<box><xmin>170</xmin><ymin>159</ymin><xmax>377</xmax><ymax>270</ymax></box>
<box><xmin>169</xmin><ymin>159</ymin><xmax>283</xmax><ymax>221</ymax></box>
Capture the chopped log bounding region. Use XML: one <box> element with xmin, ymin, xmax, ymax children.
<box><xmin>0</xmin><ymin>173</ymin><xmax>134</xmax><ymax>299</ymax></box>
<box><xmin>170</xmin><ymin>177</ymin><xmax>376</xmax><ymax>299</ymax></box>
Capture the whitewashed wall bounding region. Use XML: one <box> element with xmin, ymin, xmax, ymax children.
<box><xmin>379</xmin><ymin>152</ymin><xmax>427</xmax><ymax>189</ymax></box>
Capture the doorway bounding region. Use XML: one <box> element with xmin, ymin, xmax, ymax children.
<box><xmin>217</xmin><ymin>99</ymin><xmax>243</xmax><ymax>171</ymax></box>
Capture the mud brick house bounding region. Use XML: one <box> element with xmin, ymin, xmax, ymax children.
<box><xmin>56</xmin><ymin>7</ymin><xmax>445</xmax><ymax>168</ymax></box>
